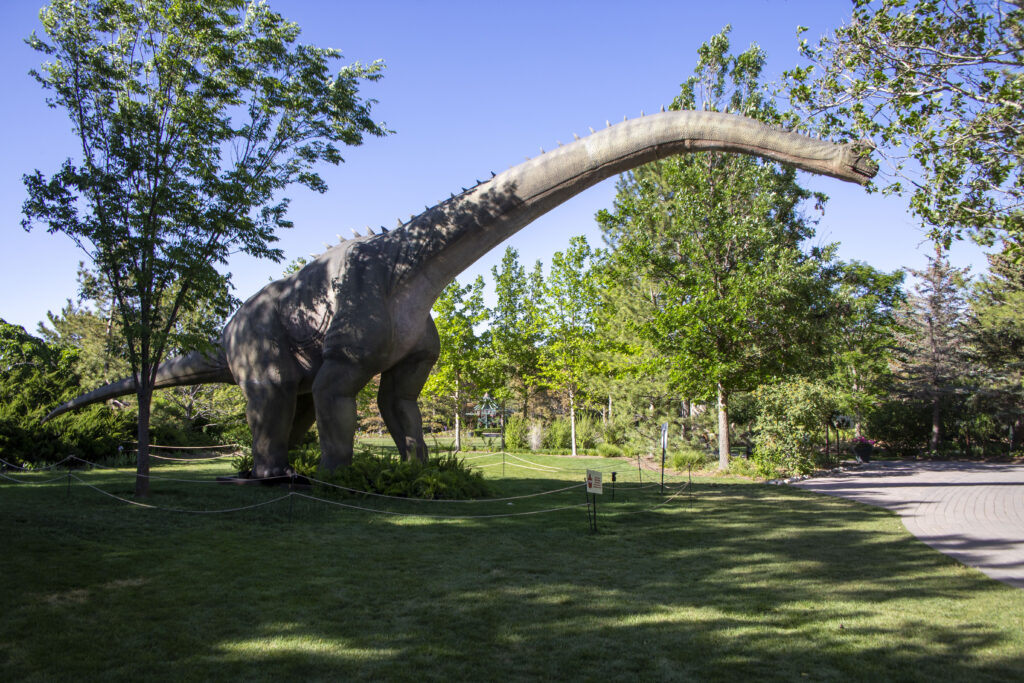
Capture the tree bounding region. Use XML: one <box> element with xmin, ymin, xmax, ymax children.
<box><xmin>785</xmin><ymin>0</ymin><xmax>1024</xmax><ymax>249</ymax></box>
<box><xmin>489</xmin><ymin>247</ymin><xmax>545</xmax><ymax>419</ymax></box>
<box><xmin>893</xmin><ymin>246</ymin><xmax>971</xmax><ymax>452</ymax></box>
<box><xmin>598</xmin><ymin>28</ymin><xmax>836</xmax><ymax>469</ymax></box>
<box><xmin>969</xmin><ymin>241</ymin><xmax>1024</xmax><ymax>450</ymax></box>
<box><xmin>423</xmin><ymin>277</ymin><xmax>489</xmax><ymax>452</ymax></box>
<box><xmin>22</xmin><ymin>0</ymin><xmax>387</xmax><ymax>496</ymax></box>
<box><xmin>540</xmin><ymin>236</ymin><xmax>601</xmax><ymax>457</ymax></box>
<box><xmin>826</xmin><ymin>261</ymin><xmax>906</xmax><ymax>436</ymax></box>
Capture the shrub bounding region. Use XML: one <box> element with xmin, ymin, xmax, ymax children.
<box><xmin>301</xmin><ymin>450</ymin><xmax>492</xmax><ymax>500</ymax></box>
<box><xmin>752</xmin><ymin>378</ymin><xmax>838</xmax><ymax>478</ymax></box>
<box><xmin>504</xmin><ymin>414</ymin><xmax>529</xmax><ymax>450</ymax></box>
<box><xmin>727</xmin><ymin>457</ymin><xmax>759</xmax><ymax>478</ymax></box>
<box><xmin>543</xmin><ymin>418</ymin><xmax>571</xmax><ymax>450</ymax></box>
<box><xmin>865</xmin><ymin>398</ymin><xmax>930</xmax><ymax>456</ymax></box>
<box><xmin>596</xmin><ymin>442</ymin><xmax>625</xmax><ymax>458</ymax></box>
<box><xmin>574</xmin><ymin>414</ymin><xmax>599</xmax><ymax>449</ymax></box>
<box><xmin>670</xmin><ymin>447</ymin><xmax>706</xmax><ymax>471</ymax></box>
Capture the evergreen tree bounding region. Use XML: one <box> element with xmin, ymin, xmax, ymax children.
<box><xmin>893</xmin><ymin>247</ymin><xmax>971</xmax><ymax>452</ymax></box>
<box><xmin>969</xmin><ymin>242</ymin><xmax>1024</xmax><ymax>451</ymax></box>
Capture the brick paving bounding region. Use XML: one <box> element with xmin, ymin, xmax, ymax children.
<box><xmin>791</xmin><ymin>460</ymin><xmax>1024</xmax><ymax>588</ymax></box>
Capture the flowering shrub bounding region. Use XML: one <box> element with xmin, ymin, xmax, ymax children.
<box><xmin>851</xmin><ymin>436</ymin><xmax>875</xmax><ymax>446</ymax></box>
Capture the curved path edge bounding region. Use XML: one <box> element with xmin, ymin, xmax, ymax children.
<box><xmin>791</xmin><ymin>460</ymin><xmax>1024</xmax><ymax>589</ymax></box>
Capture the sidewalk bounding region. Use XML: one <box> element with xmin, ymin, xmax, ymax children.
<box><xmin>791</xmin><ymin>460</ymin><xmax>1024</xmax><ymax>589</ymax></box>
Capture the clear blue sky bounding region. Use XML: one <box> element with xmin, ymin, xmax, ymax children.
<box><xmin>0</xmin><ymin>0</ymin><xmax>989</xmax><ymax>333</ymax></box>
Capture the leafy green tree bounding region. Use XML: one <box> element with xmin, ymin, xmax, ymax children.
<box><xmin>489</xmin><ymin>247</ymin><xmax>545</xmax><ymax>418</ymax></box>
<box><xmin>786</xmin><ymin>0</ymin><xmax>1024</xmax><ymax>249</ymax></box>
<box><xmin>540</xmin><ymin>236</ymin><xmax>601</xmax><ymax>456</ymax></box>
<box><xmin>22</xmin><ymin>0</ymin><xmax>387</xmax><ymax>496</ymax></box>
<box><xmin>598</xmin><ymin>28</ymin><xmax>836</xmax><ymax>469</ymax></box>
<box><xmin>826</xmin><ymin>261</ymin><xmax>906</xmax><ymax>436</ymax></box>
<box><xmin>423</xmin><ymin>277</ymin><xmax>489</xmax><ymax>452</ymax></box>
<box><xmin>893</xmin><ymin>247</ymin><xmax>972</xmax><ymax>452</ymax></box>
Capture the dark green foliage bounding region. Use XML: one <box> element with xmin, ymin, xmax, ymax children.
<box><xmin>0</xmin><ymin>319</ymin><xmax>132</xmax><ymax>465</ymax></box>
<box><xmin>299</xmin><ymin>450</ymin><xmax>492</xmax><ymax>500</ymax></box>
<box><xmin>866</xmin><ymin>398</ymin><xmax>936</xmax><ymax>457</ymax></box>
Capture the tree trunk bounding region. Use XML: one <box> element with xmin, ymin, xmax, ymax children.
<box><xmin>454</xmin><ymin>380</ymin><xmax>462</xmax><ymax>453</ymax></box>
<box><xmin>569</xmin><ymin>387</ymin><xmax>577</xmax><ymax>457</ymax></box>
<box><xmin>930</xmin><ymin>396</ymin><xmax>941</xmax><ymax>452</ymax></box>
<box><xmin>135</xmin><ymin>382</ymin><xmax>152</xmax><ymax>498</ymax></box>
<box><xmin>717</xmin><ymin>382</ymin><xmax>730</xmax><ymax>470</ymax></box>
<box><xmin>681</xmin><ymin>398</ymin><xmax>691</xmax><ymax>439</ymax></box>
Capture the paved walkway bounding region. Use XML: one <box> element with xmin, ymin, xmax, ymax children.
<box><xmin>791</xmin><ymin>460</ymin><xmax>1024</xmax><ymax>588</ymax></box>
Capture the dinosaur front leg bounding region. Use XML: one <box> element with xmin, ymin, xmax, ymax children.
<box><xmin>312</xmin><ymin>358</ymin><xmax>374</xmax><ymax>470</ymax></box>
<box><xmin>241</xmin><ymin>380</ymin><xmax>298</xmax><ymax>478</ymax></box>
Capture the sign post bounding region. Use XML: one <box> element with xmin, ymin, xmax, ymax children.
<box><xmin>585</xmin><ymin>469</ymin><xmax>602</xmax><ymax>532</ymax></box>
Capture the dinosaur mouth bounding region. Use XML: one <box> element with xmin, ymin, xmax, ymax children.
<box><xmin>846</xmin><ymin>139</ymin><xmax>878</xmax><ymax>185</ymax></box>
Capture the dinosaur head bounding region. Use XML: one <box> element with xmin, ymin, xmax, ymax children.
<box><xmin>840</xmin><ymin>139</ymin><xmax>878</xmax><ymax>185</ymax></box>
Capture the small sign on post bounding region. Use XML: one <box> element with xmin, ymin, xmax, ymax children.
<box><xmin>586</xmin><ymin>469</ymin><xmax>603</xmax><ymax>494</ymax></box>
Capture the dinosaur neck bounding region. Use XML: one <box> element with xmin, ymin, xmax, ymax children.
<box><xmin>389</xmin><ymin>110</ymin><xmax>871</xmax><ymax>308</ymax></box>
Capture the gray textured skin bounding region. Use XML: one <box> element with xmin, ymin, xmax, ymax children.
<box><xmin>46</xmin><ymin>111</ymin><xmax>877</xmax><ymax>477</ymax></box>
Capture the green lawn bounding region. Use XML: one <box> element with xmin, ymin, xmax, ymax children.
<box><xmin>1</xmin><ymin>454</ymin><xmax>1022</xmax><ymax>681</ymax></box>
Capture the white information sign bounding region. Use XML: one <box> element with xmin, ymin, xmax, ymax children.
<box><xmin>586</xmin><ymin>469</ymin><xmax>603</xmax><ymax>494</ymax></box>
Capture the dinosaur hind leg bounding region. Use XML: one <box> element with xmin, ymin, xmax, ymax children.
<box><xmin>378</xmin><ymin>326</ymin><xmax>439</xmax><ymax>463</ymax></box>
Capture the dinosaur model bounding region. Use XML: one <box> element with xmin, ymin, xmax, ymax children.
<box><xmin>45</xmin><ymin>111</ymin><xmax>877</xmax><ymax>477</ymax></box>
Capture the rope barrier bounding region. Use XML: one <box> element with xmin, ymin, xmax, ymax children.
<box><xmin>147</xmin><ymin>452</ymin><xmax>239</xmax><ymax>462</ymax></box>
<box><xmin>126</xmin><ymin>443</ymin><xmax>245</xmax><ymax>450</ymax></box>
<box><xmin>0</xmin><ymin>454</ymin><xmax>77</xmax><ymax>471</ymax></box>
<box><xmin>301</xmin><ymin>472</ymin><xmax>585</xmax><ymax>503</ymax></box>
<box><xmin>0</xmin><ymin>470</ymin><xmax>75</xmax><ymax>485</ymax></box>
<box><xmin>68</xmin><ymin>473</ymin><xmax>294</xmax><ymax>513</ymax></box>
<box><xmin>289</xmin><ymin>492</ymin><xmax>590</xmax><ymax>520</ymax></box>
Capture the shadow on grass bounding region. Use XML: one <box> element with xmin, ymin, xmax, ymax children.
<box><xmin>1</xmin><ymin>471</ymin><xmax>1022</xmax><ymax>681</ymax></box>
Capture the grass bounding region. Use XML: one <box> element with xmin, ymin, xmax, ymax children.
<box><xmin>1</xmin><ymin>453</ymin><xmax>1022</xmax><ymax>681</ymax></box>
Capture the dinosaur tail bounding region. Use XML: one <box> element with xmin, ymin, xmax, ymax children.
<box><xmin>42</xmin><ymin>350</ymin><xmax>234</xmax><ymax>423</ymax></box>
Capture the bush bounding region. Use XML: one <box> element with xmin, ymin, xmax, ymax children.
<box><xmin>727</xmin><ymin>457</ymin><xmax>759</xmax><ymax>478</ymax></box>
<box><xmin>596</xmin><ymin>442</ymin><xmax>625</xmax><ymax>458</ymax></box>
<box><xmin>300</xmin><ymin>450</ymin><xmax>492</xmax><ymax>500</ymax></box>
<box><xmin>543</xmin><ymin>418</ymin><xmax>572</xmax><ymax>450</ymax></box>
<box><xmin>752</xmin><ymin>378</ymin><xmax>838</xmax><ymax>478</ymax></box>
<box><xmin>866</xmin><ymin>398</ymin><xmax>930</xmax><ymax>456</ymax></box>
<box><xmin>504</xmin><ymin>414</ymin><xmax>529</xmax><ymax>450</ymax></box>
<box><xmin>574</xmin><ymin>414</ymin><xmax>599</xmax><ymax>449</ymax></box>
<box><xmin>670</xmin><ymin>447</ymin><xmax>707</xmax><ymax>471</ymax></box>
